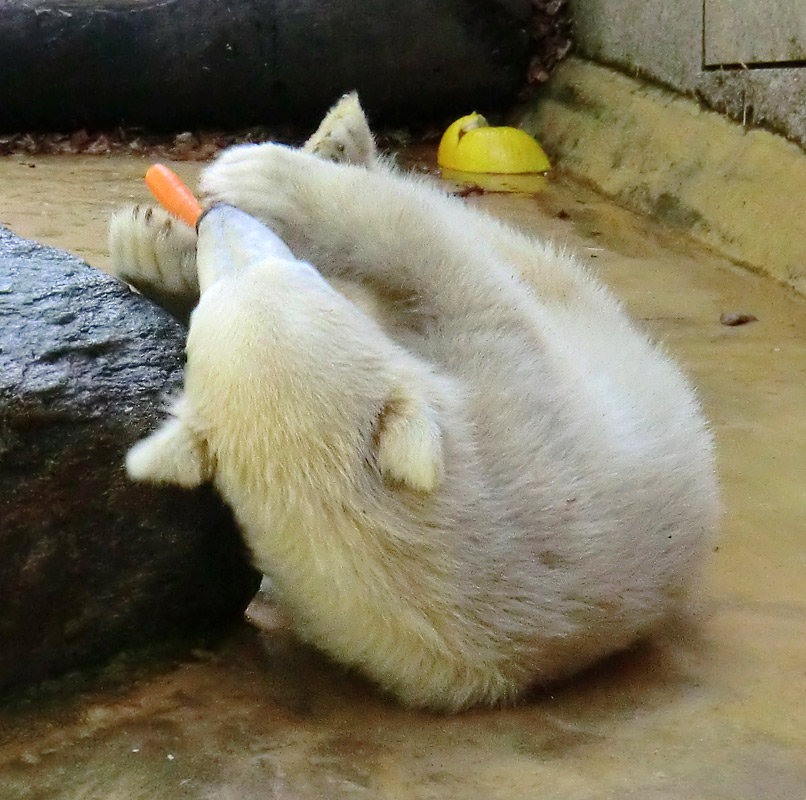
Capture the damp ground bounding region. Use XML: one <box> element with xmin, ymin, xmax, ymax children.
<box><xmin>0</xmin><ymin>151</ymin><xmax>804</xmax><ymax>799</ymax></box>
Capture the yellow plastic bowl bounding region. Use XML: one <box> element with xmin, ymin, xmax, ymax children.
<box><xmin>438</xmin><ymin>113</ymin><xmax>550</xmax><ymax>175</ymax></box>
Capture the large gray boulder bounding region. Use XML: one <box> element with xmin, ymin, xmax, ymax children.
<box><xmin>0</xmin><ymin>227</ymin><xmax>261</xmax><ymax>692</ymax></box>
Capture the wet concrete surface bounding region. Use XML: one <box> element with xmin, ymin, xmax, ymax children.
<box><xmin>0</xmin><ymin>152</ymin><xmax>804</xmax><ymax>799</ymax></box>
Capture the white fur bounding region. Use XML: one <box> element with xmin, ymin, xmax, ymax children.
<box><xmin>112</xmin><ymin>95</ymin><xmax>718</xmax><ymax>710</ymax></box>
<box><xmin>109</xmin><ymin>204</ymin><xmax>198</xmax><ymax>319</ymax></box>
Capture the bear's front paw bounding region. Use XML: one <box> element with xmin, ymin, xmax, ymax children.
<box><xmin>127</xmin><ymin>414</ymin><xmax>211</xmax><ymax>488</ymax></box>
<box><xmin>200</xmin><ymin>143</ymin><xmax>323</xmax><ymax>237</ymax></box>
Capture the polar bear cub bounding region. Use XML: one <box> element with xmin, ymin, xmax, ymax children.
<box><xmin>112</xmin><ymin>94</ymin><xmax>718</xmax><ymax>710</ymax></box>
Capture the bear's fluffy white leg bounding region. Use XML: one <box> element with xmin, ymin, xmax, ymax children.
<box><xmin>108</xmin><ymin>93</ymin><xmax>378</xmax><ymax>320</ymax></box>
<box><xmin>200</xmin><ymin>144</ymin><xmax>530</xmax><ymax>318</ymax></box>
<box><xmin>302</xmin><ymin>90</ymin><xmax>379</xmax><ymax>167</ymax></box>
<box><xmin>126</xmin><ymin>398</ymin><xmax>211</xmax><ymax>487</ymax></box>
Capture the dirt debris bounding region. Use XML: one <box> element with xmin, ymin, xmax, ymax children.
<box><xmin>720</xmin><ymin>312</ymin><xmax>758</xmax><ymax>326</ymax></box>
<box><xmin>0</xmin><ymin>127</ymin><xmax>298</xmax><ymax>161</ymax></box>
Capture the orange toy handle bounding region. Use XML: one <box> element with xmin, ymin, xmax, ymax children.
<box><xmin>145</xmin><ymin>164</ymin><xmax>203</xmax><ymax>228</ymax></box>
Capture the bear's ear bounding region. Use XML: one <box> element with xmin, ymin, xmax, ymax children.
<box><xmin>303</xmin><ymin>91</ymin><xmax>378</xmax><ymax>167</ymax></box>
<box><xmin>376</xmin><ymin>382</ymin><xmax>443</xmax><ymax>494</ymax></box>
<box><xmin>126</xmin><ymin>402</ymin><xmax>212</xmax><ymax>488</ymax></box>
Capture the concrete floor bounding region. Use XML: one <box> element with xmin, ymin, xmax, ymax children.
<box><xmin>0</xmin><ymin>152</ymin><xmax>804</xmax><ymax>799</ymax></box>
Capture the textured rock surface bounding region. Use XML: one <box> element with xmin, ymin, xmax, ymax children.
<box><xmin>0</xmin><ymin>227</ymin><xmax>260</xmax><ymax>692</ymax></box>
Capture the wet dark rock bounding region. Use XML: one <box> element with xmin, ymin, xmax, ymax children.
<box><xmin>0</xmin><ymin>227</ymin><xmax>261</xmax><ymax>692</ymax></box>
<box><xmin>0</xmin><ymin>0</ymin><xmax>534</xmax><ymax>133</ymax></box>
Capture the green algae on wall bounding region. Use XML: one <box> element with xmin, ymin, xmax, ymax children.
<box><xmin>519</xmin><ymin>57</ymin><xmax>806</xmax><ymax>295</ymax></box>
